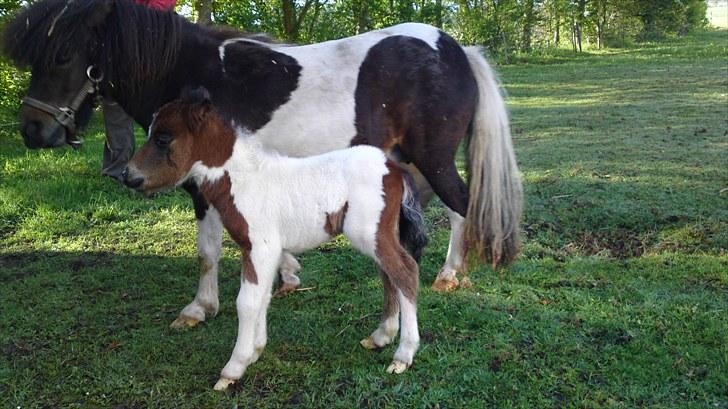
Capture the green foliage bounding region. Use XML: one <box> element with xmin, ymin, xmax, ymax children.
<box><xmin>0</xmin><ymin>58</ymin><xmax>27</xmax><ymax>123</ymax></box>
<box><xmin>1</xmin><ymin>30</ymin><xmax>726</xmax><ymax>407</ymax></box>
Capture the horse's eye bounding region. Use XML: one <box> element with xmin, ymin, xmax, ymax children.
<box><xmin>55</xmin><ymin>49</ymin><xmax>73</xmax><ymax>66</ymax></box>
<box><xmin>155</xmin><ymin>132</ymin><xmax>173</xmax><ymax>148</ymax></box>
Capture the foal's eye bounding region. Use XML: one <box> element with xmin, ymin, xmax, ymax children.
<box><xmin>155</xmin><ymin>132</ymin><xmax>173</xmax><ymax>148</ymax></box>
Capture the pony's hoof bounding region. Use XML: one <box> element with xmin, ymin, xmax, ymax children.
<box><xmin>273</xmin><ymin>282</ymin><xmax>299</xmax><ymax>298</ymax></box>
<box><xmin>386</xmin><ymin>360</ymin><xmax>409</xmax><ymax>374</ymax></box>
<box><xmin>431</xmin><ymin>276</ymin><xmax>459</xmax><ymax>292</ymax></box>
<box><xmin>214</xmin><ymin>377</ymin><xmax>236</xmax><ymax>391</ymax></box>
<box><xmin>170</xmin><ymin>316</ymin><xmax>201</xmax><ymax>329</ymax></box>
<box><xmin>459</xmin><ymin>276</ymin><xmax>473</xmax><ymax>289</ymax></box>
<box><xmin>360</xmin><ymin>337</ymin><xmax>379</xmax><ymax>350</ymax></box>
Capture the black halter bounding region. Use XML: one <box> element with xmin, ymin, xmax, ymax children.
<box><xmin>21</xmin><ymin>65</ymin><xmax>104</xmax><ymax>148</ymax></box>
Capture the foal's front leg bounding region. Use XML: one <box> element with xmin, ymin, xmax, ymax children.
<box><xmin>172</xmin><ymin>207</ymin><xmax>224</xmax><ymax>329</ymax></box>
<box><xmin>214</xmin><ymin>246</ymin><xmax>279</xmax><ymax>391</ymax></box>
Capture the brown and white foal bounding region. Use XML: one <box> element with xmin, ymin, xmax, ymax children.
<box><xmin>124</xmin><ymin>88</ymin><xmax>427</xmax><ymax>390</ymax></box>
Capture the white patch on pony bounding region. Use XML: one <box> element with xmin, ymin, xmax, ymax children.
<box><xmin>436</xmin><ymin>207</ymin><xmax>466</xmax><ymax>281</ymax></box>
<box><xmin>147</xmin><ymin>112</ymin><xmax>158</xmax><ymax>140</ymax></box>
<box><xmin>379</xmin><ymin>22</ymin><xmax>441</xmax><ymax>50</ymax></box>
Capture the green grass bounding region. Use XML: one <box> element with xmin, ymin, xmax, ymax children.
<box><xmin>1</xmin><ymin>30</ymin><xmax>727</xmax><ymax>408</ymax></box>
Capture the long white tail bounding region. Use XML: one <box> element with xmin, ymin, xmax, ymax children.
<box><xmin>462</xmin><ymin>47</ymin><xmax>523</xmax><ymax>266</ymax></box>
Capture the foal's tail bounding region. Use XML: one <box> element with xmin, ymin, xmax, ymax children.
<box><xmin>462</xmin><ymin>47</ymin><xmax>523</xmax><ymax>266</ymax></box>
<box><xmin>399</xmin><ymin>172</ymin><xmax>428</xmax><ymax>262</ymax></box>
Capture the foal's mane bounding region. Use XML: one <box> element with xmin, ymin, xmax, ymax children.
<box><xmin>2</xmin><ymin>0</ymin><xmax>182</xmax><ymax>96</ymax></box>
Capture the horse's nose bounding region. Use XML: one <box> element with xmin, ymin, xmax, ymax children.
<box><xmin>21</xmin><ymin>121</ymin><xmax>44</xmax><ymax>149</ymax></box>
<box><xmin>122</xmin><ymin>167</ymin><xmax>144</xmax><ymax>189</ymax></box>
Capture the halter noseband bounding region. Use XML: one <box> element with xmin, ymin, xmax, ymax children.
<box><xmin>22</xmin><ymin>65</ymin><xmax>104</xmax><ymax>148</ymax></box>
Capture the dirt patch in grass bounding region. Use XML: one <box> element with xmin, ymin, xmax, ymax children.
<box><xmin>563</xmin><ymin>230</ymin><xmax>650</xmax><ymax>259</ymax></box>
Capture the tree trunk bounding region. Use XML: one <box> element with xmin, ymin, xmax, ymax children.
<box><xmin>435</xmin><ymin>0</ymin><xmax>443</xmax><ymax>28</ymax></box>
<box><xmin>521</xmin><ymin>0</ymin><xmax>535</xmax><ymax>52</ymax></box>
<box><xmin>195</xmin><ymin>0</ymin><xmax>212</xmax><ymax>25</ymax></box>
<box><xmin>281</xmin><ymin>0</ymin><xmax>316</xmax><ymax>42</ymax></box>
<box><xmin>357</xmin><ymin>0</ymin><xmax>370</xmax><ymax>34</ymax></box>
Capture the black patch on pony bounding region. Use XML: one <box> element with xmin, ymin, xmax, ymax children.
<box><xmin>219</xmin><ymin>41</ymin><xmax>302</xmax><ymax>131</ymax></box>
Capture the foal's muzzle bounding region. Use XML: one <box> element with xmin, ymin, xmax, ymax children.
<box><xmin>121</xmin><ymin>167</ymin><xmax>144</xmax><ymax>190</ymax></box>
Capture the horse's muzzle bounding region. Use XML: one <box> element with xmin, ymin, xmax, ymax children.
<box><xmin>20</xmin><ymin>119</ymin><xmax>67</xmax><ymax>149</ymax></box>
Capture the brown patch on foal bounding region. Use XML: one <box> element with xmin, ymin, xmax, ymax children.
<box><xmin>375</xmin><ymin>162</ymin><xmax>419</xmax><ymax>303</ymax></box>
<box><xmin>324</xmin><ymin>202</ymin><xmax>348</xmax><ymax>236</ymax></box>
<box><xmin>201</xmin><ymin>173</ymin><xmax>258</xmax><ymax>285</ymax></box>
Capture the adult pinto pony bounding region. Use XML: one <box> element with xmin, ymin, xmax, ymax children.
<box><xmin>3</xmin><ymin>0</ymin><xmax>522</xmax><ymax>327</ymax></box>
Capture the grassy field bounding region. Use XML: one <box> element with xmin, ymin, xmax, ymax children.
<box><xmin>1</xmin><ymin>30</ymin><xmax>726</xmax><ymax>408</ymax></box>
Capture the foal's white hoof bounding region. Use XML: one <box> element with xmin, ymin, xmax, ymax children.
<box><xmin>360</xmin><ymin>337</ymin><xmax>379</xmax><ymax>350</ymax></box>
<box><xmin>213</xmin><ymin>377</ymin><xmax>236</xmax><ymax>391</ymax></box>
<box><xmin>170</xmin><ymin>316</ymin><xmax>201</xmax><ymax>329</ymax></box>
<box><xmin>386</xmin><ymin>360</ymin><xmax>409</xmax><ymax>374</ymax></box>
<box><xmin>273</xmin><ymin>282</ymin><xmax>300</xmax><ymax>298</ymax></box>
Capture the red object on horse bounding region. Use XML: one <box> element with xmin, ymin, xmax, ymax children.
<box><xmin>135</xmin><ymin>0</ymin><xmax>175</xmax><ymax>11</ymax></box>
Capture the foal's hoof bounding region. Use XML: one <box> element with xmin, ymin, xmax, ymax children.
<box><xmin>170</xmin><ymin>316</ymin><xmax>201</xmax><ymax>329</ymax></box>
<box><xmin>386</xmin><ymin>360</ymin><xmax>409</xmax><ymax>374</ymax></box>
<box><xmin>273</xmin><ymin>282</ymin><xmax>299</xmax><ymax>298</ymax></box>
<box><xmin>360</xmin><ymin>337</ymin><xmax>379</xmax><ymax>350</ymax></box>
<box><xmin>459</xmin><ymin>276</ymin><xmax>473</xmax><ymax>289</ymax></box>
<box><xmin>431</xmin><ymin>276</ymin><xmax>459</xmax><ymax>292</ymax></box>
<box><xmin>213</xmin><ymin>377</ymin><xmax>236</xmax><ymax>391</ymax></box>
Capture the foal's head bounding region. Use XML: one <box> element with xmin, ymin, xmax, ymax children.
<box><xmin>124</xmin><ymin>87</ymin><xmax>234</xmax><ymax>195</ymax></box>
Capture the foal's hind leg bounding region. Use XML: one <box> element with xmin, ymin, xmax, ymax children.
<box><xmin>273</xmin><ymin>251</ymin><xmax>301</xmax><ymax>298</ymax></box>
<box><xmin>377</xmin><ymin>246</ymin><xmax>420</xmax><ymax>373</ymax></box>
<box><xmin>360</xmin><ymin>269</ymin><xmax>400</xmax><ymax>350</ymax></box>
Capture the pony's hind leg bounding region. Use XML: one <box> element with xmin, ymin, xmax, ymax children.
<box><xmin>360</xmin><ymin>269</ymin><xmax>400</xmax><ymax>350</ymax></box>
<box><xmin>432</xmin><ymin>207</ymin><xmax>467</xmax><ymax>292</ymax></box>
<box><xmin>273</xmin><ymin>251</ymin><xmax>301</xmax><ymax>297</ymax></box>
<box><xmin>172</xmin><ymin>206</ymin><xmax>223</xmax><ymax>329</ymax></box>
<box><xmin>417</xmin><ymin>162</ymin><xmax>469</xmax><ymax>292</ymax></box>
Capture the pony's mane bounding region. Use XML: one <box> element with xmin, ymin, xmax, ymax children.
<box><xmin>3</xmin><ymin>0</ymin><xmax>182</xmax><ymax>96</ymax></box>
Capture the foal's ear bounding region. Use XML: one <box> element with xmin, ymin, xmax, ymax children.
<box><xmin>182</xmin><ymin>87</ymin><xmax>213</xmax><ymax>132</ymax></box>
<box><xmin>86</xmin><ymin>0</ymin><xmax>114</xmax><ymax>28</ymax></box>
<box><xmin>181</xmin><ymin>86</ymin><xmax>212</xmax><ymax>105</ymax></box>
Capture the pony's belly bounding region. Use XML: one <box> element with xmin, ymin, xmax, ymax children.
<box><xmin>281</xmin><ymin>227</ymin><xmax>331</xmax><ymax>254</ymax></box>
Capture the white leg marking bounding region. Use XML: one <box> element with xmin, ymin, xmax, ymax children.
<box><xmin>432</xmin><ymin>207</ymin><xmax>465</xmax><ymax>291</ymax></box>
<box><xmin>388</xmin><ymin>290</ymin><xmax>419</xmax><ymax>374</ymax></box>
<box><xmin>362</xmin><ymin>312</ymin><xmax>399</xmax><ymax>349</ymax></box>
<box><xmin>274</xmin><ymin>251</ymin><xmax>301</xmax><ymax>297</ymax></box>
<box><xmin>215</xmin><ymin>246</ymin><xmax>279</xmax><ymax>390</ymax></box>
<box><xmin>279</xmin><ymin>251</ymin><xmax>301</xmax><ymax>286</ymax></box>
<box><xmin>172</xmin><ymin>208</ymin><xmax>223</xmax><ymax>328</ymax></box>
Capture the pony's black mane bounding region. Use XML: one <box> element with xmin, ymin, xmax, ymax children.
<box><xmin>3</xmin><ymin>0</ymin><xmax>281</xmax><ymax>99</ymax></box>
<box><xmin>3</xmin><ymin>0</ymin><xmax>183</xmax><ymax>97</ymax></box>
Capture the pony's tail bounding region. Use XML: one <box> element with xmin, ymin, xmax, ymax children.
<box><xmin>462</xmin><ymin>46</ymin><xmax>523</xmax><ymax>267</ymax></box>
<box><xmin>399</xmin><ymin>172</ymin><xmax>428</xmax><ymax>262</ymax></box>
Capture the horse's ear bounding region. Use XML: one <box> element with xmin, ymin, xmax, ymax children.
<box><xmin>86</xmin><ymin>0</ymin><xmax>114</xmax><ymax>28</ymax></box>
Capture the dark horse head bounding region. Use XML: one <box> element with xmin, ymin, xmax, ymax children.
<box><xmin>2</xmin><ymin>0</ymin><xmax>182</xmax><ymax>148</ymax></box>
